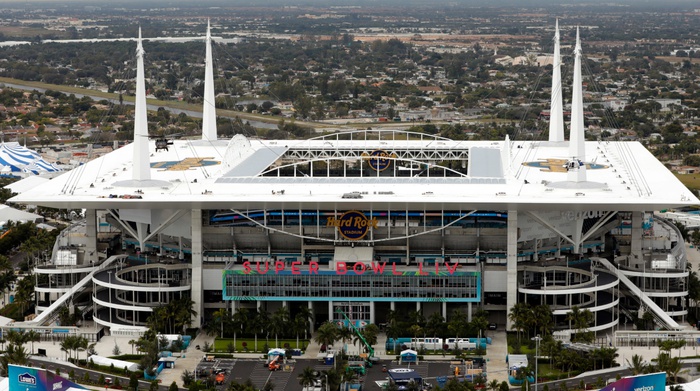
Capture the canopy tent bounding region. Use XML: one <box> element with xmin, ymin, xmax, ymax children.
<box><xmin>88</xmin><ymin>355</ymin><xmax>140</xmax><ymax>372</ymax></box>
<box><xmin>0</xmin><ymin>142</ymin><xmax>61</xmax><ymax>174</ymax></box>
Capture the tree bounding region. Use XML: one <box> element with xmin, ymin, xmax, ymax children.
<box><xmin>169</xmin><ymin>381</ymin><xmax>178</xmax><ymax>391</ymax></box>
<box><xmin>181</xmin><ymin>370</ymin><xmax>195</xmax><ymax>386</ymax></box>
<box><xmin>208</xmin><ymin>308</ymin><xmax>231</xmax><ymax>338</ymax></box>
<box><xmin>566</xmin><ymin>306</ymin><xmax>593</xmax><ymax>343</ymax></box>
<box><xmin>252</xmin><ymin>311</ymin><xmax>269</xmax><ymax>352</ymax></box>
<box><xmin>533</xmin><ymin>305</ymin><xmax>554</xmax><ymax>336</ymax></box>
<box><xmin>425</xmin><ymin>312</ymin><xmax>446</xmax><ymax>350</ymax></box>
<box><xmin>270</xmin><ymin>306</ymin><xmax>290</xmax><ymax>348</ymax></box>
<box><xmin>337</xmin><ymin>326</ymin><xmax>353</xmax><ymax>353</ymax></box>
<box><xmin>23</xmin><ymin>330</ymin><xmax>39</xmax><ymax>355</ymax></box>
<box><xmin>627</xmin><ymin>354</ymin><xmax>646</xmax><ymax>375</ymax></box>
<box><xmin>129</xmin><ymin>373</ymin><xmax>140</xmax><ymax>390</ymax></box>
<box><xmin>298</xmin><ymin>366</ymin><xmax>318</xmax><ymax>389</ymax></box>
<box><xmin>447</xmin><ymin>309</ymin><xmax>467</xmax><ymax>341</ymax></box>
<box><xmin>0</xmin><ymin>342</ymin><xmax>29</xmax><ymax>376</ymax></box>
<box><xmin>232</xmin><ymin>307</ymin><xmax>250</xmax><ymax>352</ymax></box>
<box><xmin>314</xmin><ymin>322</ymin><xmax>338</xmax><ymax>351</ymax></box>
<box><xmin>509</xmin><ymin>303</ymin><xmax>531</xmax><ymax>342</ymax></box>
<box><xmin>293</xmin><ymin>306</ymin><xmax>313</xmax><ymax>349</ymax></box>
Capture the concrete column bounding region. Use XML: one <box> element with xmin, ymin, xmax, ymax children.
<box><xmin>85</xmin><ymin>209</ymin><xmax>97</xmax><ymax>264</ymax></box>
<box><xmin>191</xmin><ymin>209</ymin><xmax>203</xmax><ymax>328</ymax></box>
<box><xmin>442</xmin><ymin>302</ymin><xmax>447</xmax><ymax>319</ymax></box>
<box><xmin>467</xmin><ymin>302</ymin><xmax>472</xmax><ymax>322</ymax></box>
<box><xmin>631</xmin><ymin>211</ymin><xmax>644</xmax><ymax>262</ymax></box>
<box><xmin>416</xmin><ymin>302</ymin><xmax>420</xmax><ymax>313</ymax></box>
<box><xmin>370</xmin><ymin>302</ymin><xmax>375</xmax><ymax>325</ymax></box>
<box><xmin>573</xmin><ymin>217</ymin><xmax>584</xmax><ymax>254</ymax></box>
<box><xmin>328</xmin><ymin>301</ymin><xmax>334</xmax><ymax>325</ymax></box>
<box><xmin>309</xmin><ymin>301</ymin><xmax>315</xmax><ymax>332</ymax></box>
<box><xmin>390</xmin><ymin>301</ymin><xmax>395</xmax><ymax>311</ymax></box>
<box><xmin>506</xmin><ymin>210</ymin><xmax>518</xmax><ymax>330</ymax></box>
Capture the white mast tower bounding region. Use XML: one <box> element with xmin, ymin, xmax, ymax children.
<box><xmin>202</xmin><ymin>20</ymin><xmax>218</xmax><ymax>142</ymax></box>
<box><xmin>567</xmin><ymin>27</ymin><xmax>587</xmax><ymax>183</ymax></box>
<box><xmin>132</xmin><ymin>27</ymin><xmax>151</xmax><ymax>182</ymax></box>
<box><xmin>548</xmin><ymin>19</ymin><xmax>565</xmax><ymax>143</ymax></box>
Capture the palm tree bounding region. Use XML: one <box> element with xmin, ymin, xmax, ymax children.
<box><xmin>0</xmin><ymin>343</ymin><xmax>29</xmax><ymax>376</ymax></box>
<box><xmin>407</xmin><ymin>310</ymin><xmax>425</xmax><ymax>328</ymax></box>
<box><xmin>172</xmin><ymin>295</ymin><xmax>197</xmax><ymax>333</ymax></box>
<box><xmin>337</xmin><ymin>326</ymin><xmax>353</xmax><ymax>353</ymax></box>
<box><xmin>207</xmin><ymin>308</ymin><xmax>230</xmax><ymax>338</ymax></box>
<box><xmin>298</xmin><ymin>366</ymin><xmax>318</xmax><ymax>390</ymax></box>
<box><xmin>489</xmin><ymin>379</ymin><xmax>500</xmax><ymax>391</ymax></box>
<box><xmin>566</xmin><ymin>306</ymin><xmax>593</xmax><ymax>343</ymax></box>
<box><xmin>598</xmin><ymin>347</ymin><xmax>619</xmax><ymax>369</ymax></box>
<box><xmin>25</xmin><ymin>330</ymin><xmax>40</xmax><ymax>355</ymax></box>
<box><xmin>270</xmin><ymin>306</ymin><xmax>289</xmax><ymax>348</ymax></box>
<box><xmin>252</xmin><ymin>310</ymin><xmax>270</xmax><ymax>352</ymax></box>
<box><xmin>295</xmin><ymin>306</ymin><xmax>313</xmax><ymax>339</ymax></box>
<box><xmin>626</xmin><ymin>354</ymin><xmax>646</xmax><ymax>375</ymax></box>
<box><xmin>60</xmin><ymin>336</ymin><xmax>76</xmax><ymax>361</ymax></box>
<box><xmin>425</xmin><ymin>312</ymin><xmax>445</xmax><ymax>351</ymax></box>
<box><xmin>293</xmin><ymin>312</ymin><xmax>310</xmax><ymax>350</ymax></box>
<box><xmin>362</xmin><ymin>323</ymin><xmax>379</xmax><ymax>348</ymax></box>
<box><xmin>667</xmin><ymin>357</ymin><xmax>686</xmax><ymax>384</ymax></box>
<box><xmin>314</xmin><ymin>322</ymin><xmax>338</xmax><ymax>352</ymax></box>
<box><xmin>533</xmin><ymin>305</ymin><xmax>554</xmax><ymax>336</ymax></box>
<box><xmin>13</xmin><ymin>276</ymin><xmax>35</xmax><ymax>316</ymax></box>
<box><xmin>232</xmin><ymin>307</ymin><xmax>249</xmax><ymax>352</ymax></box>
<box><xmin>447</xmin><ymin>309</ymin><xmax>467</xmax><ymax>341</ymax></box>
<box><xmin>76</xmin><ymin>336</ymin><xmax>88</xmax><ymax>363</ymax></box>
<box><xmin>385</xmin><ymin>321</ymin><xmax>402</xmax><ymax>354</ymax></box>
<box><xmin>508</xmin><ymin>303</ymin><xmax>530</xmax><ymax>342</ymax></box>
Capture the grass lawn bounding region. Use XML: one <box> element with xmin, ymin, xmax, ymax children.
<box><xmin>213</xmin><ymin>338</ymin><xmax>310</xmax><ymax>353</ymax></box>
<box><xmin>673</xmin><ymin>173</ymin><xmax>700</xmax><ymax>195</ymax></box>
<box><xmin>537</xmin><ymin>362</ymin><xmax>573</xmax><ymax>381</ymax></box>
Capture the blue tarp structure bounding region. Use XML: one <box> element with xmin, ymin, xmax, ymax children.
<box><xmin>0</xmin><ymin>142</ymin><xmax>61</xmax><ymax>174</ymax></box>
<box><xmin>400</xmin><ymin>349</ymin><xmax>418</xmax><ymax>363</ymax></box>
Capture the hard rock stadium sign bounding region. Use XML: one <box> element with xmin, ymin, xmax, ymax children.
<box><xmin>327</xmin><ymin>210</ymin><xmax>379</xmax><ymax>240</ymax></box>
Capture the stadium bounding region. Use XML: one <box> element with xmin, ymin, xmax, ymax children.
<box><xmin>8</xmin><ymin>25</ymin><xmax>698</xmax><ymax>339</ymax></box>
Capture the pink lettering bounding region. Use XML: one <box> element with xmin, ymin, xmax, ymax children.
<box><xmin>418</xmin><ymin>263</ymin><xmax>428</xmax><ymax>276</ymax></box>
<box><xmin>392</xmin><ymin>264</ymin><xmax>401</xmax><ymax>276</ymax></box>
<box><xmin>243</xmin><ymin>261</ymin><xmax>252</xmax><ymax>274</ymax></box>
<box><xmin>274</xmin><ymin>261</ymin><xmax>285</xmax><ymax>273</ymax></box>
<box><xmin>445</xmin><ymin>262</ymin><xmax>459</xmax><ymax>274</ymax></box>
<box><xmin>337</xmin><ymin>262</ymin><xmax>347</xmax><ymax>275</ymax></box>
<box><xmin>291</xmin><ymin>261</ymin><xmax>301</xmax><ymax>275</ymax></box>
<box><xmin>309</xmin><ymin>261</ymin><xmax>319</xmax><ymax>274</ymax></box>
<box><xmin>371</xmin><ymin>262</ymin><xmax>387</xmax><ymax>274</ymax></box>
<box><xmin>256</xmin><ymin>261</ymin><xmax>269</xmax><ymax>274</ymax></box>
<box><xmin>353</xmin><ymin>262</ymin><xmax>366</xmax><ymax>275</ymax></box>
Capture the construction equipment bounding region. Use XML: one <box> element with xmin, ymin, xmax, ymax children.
<box><xmin>335</xmin><ymin>308</ymin><xmax>377</xmax><ymax>367</ymax></box>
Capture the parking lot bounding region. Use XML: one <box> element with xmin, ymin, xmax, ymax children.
<box><xmin>197</xmin><ymin>357</ymin><xmax>458</xmax><ymax>391</ymax></box>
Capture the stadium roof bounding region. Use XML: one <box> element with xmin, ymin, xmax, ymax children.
<box><xmin>8</xmin><ymin>133</ymin><xmax>698</xmax><ymax>213</ymax></box>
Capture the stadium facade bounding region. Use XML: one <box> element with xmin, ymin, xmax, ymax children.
<box><xmin>10</xmin><ymin>24</ymin><xmax>698</xmax><ymax>337</ymax></box>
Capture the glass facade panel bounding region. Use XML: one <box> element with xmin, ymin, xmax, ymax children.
<box><xmin>223</xmin><ymin>270</ymin><xmax>480</xmax><ymax>302</ymax></box>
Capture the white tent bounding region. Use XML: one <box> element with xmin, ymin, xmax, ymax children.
<box><xmin>88</xmin><ymin>355</ymin><xmax>140</xmax><ymax>372</ymax></box>
<box><xmin>268</xmin><ymin>348</ymin><xmax>286</xmax><ymax>356</ymax></box>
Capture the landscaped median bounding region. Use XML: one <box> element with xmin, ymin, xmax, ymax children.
<box><xmin>212</xmin><ymin>338</ymin><xmax>310</xmax><ymax>353</ymax></box>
